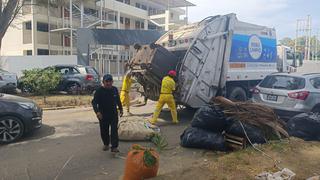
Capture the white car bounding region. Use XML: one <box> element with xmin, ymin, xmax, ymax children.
<box><xmin>252</xmin><ymin>73</ymin><xmax>320</xmax><ymax>120</ymax></box>
<box><xmin>0</xmin><ymin>69</ymin><xmax>17</xmax><ymax>93</ymax></box>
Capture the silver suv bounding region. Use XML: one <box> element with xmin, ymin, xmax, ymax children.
<box><xmin>252</xmin><ymin>73</ymin><xmax>320</xmax><ymax>119</ymax></box>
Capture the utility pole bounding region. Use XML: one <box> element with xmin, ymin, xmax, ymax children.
<box><xmin>307</xmin><ymin>15</ymin><xmax>312</xmax><ymax>61</ymax></box>
<box><xmin>316</xmin><ymin>30</ymin><xmax>319</xmax><ymax>61</ymax></box>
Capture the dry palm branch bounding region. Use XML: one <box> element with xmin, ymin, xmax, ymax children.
<box><xmin>212</xmin><ymin>96</ymin><xmax>289</xmax><ymax>139</ymax></box>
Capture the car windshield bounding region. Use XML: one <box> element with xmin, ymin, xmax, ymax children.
<box><xmin>85</xmin><ymin>67</ymin><xmax>99</xmax><ymax>75</ymax></box>
<box><xmin>78</xmin><ymin>67</ymin><xmax>87</xmax><ymax>74</ymax></box>
<box><xmin>310</xmin><ymin>77</ymin><xmax>320</xmax><ymax>89</ymax></box>
<box><xmin>259</xmin><ymin>75</ymin><xmax>305</xmax><ymax>90</ymax></box>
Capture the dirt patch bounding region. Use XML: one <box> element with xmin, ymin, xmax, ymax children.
<box><xmin>153</xmin><ymin>138</ymin><xmax>320</xmax><ymax>180</ymax></box>
<box><xmin>28</xmin><ymin>95</ymin><xmax>93</xmax><ymax>108</ymax></box>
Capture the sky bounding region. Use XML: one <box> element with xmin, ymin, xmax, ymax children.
<box><xmin>187</xmin><ymin>0</ymin><xmax>320</xmax><ymax>40</ymax></box>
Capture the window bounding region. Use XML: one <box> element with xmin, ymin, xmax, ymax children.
<box><xmin>120</xmin><ymin>17</ymin><xmax>124</xmax><ymax>24</ymax></box>
<box><xmin>84</xmin><ymin>8</ymin><xmax>98</xmax><ymax>17</ymax></box>
<box><xmin>26</xmin><ymin>50</ymin><xmax>32</xmax><ymax>55</ymax></box>
<box><xmin>25</xmin><ymin>21</ymin><xmax>32</xmax><ymax>30</ymax></box>
<box><xmin>135</xmin><ymin>3</ymin><xmax>141</xmax><ymax>8</ymax></box>
<box><xmin>57</xmin><ymin>67</ymin><xmax>70</xmax><ymax>74</ymax></box>
<box><xmin>141</xmin><ymin>5</ymin><xmax>147</xmax><ymax>10</ymax></box>
<box><xmin>37</xmin><ymin>49</ymin><xmax>49</xmax><ymax>55</ymax></box>
<box><xmin>64</xmin><ymin>36</ymin><xmax>70</xmax><ymax>47</ymax></box>
<box><xmin>37</xmin><ymin>22</ymin><xmax>48</xmax><ymax>32</ymax></box>
<box><xmin>310</xmin><ymin>77</ymin><xmax>320</xmax><ymax>89</ymax></box>
<box><xmin>141</xmin><ymin>22</ymin><xmax>144</xmax><ymax>29</ymax></box>
<box><xmin>135</xmin><ymin>21</ymin><xmax>141</xmax><ymax>29</ymax></box>
<box><xmin>124</xmin><ymin>0</ymin><xmax>130</xmax><ymax>5</ymax></box>
<box><xmin>259</xmin><ymin>75</ymin><xmax>306</xmax><ymax>90</ymax></box>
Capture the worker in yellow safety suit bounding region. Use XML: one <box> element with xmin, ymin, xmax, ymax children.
<box><xmin>150</xmin><ymin>70</ymin><xmax>178</xmax><ymax>124</ymax></box>
<box><xmin>120</xmin><ymin>73</ymin><xmax>133</xmax><ymax>114</ymax></box>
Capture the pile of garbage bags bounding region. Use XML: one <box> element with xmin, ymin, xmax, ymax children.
<box><xmin>287</xmin><ymin>113</ymin><xmax>320</xmax><ymax>141</ymax></box>
<box><xmin>180</xmin><ymin>104</ymin><xmax>268</xmax><ymax>151</ymax></box>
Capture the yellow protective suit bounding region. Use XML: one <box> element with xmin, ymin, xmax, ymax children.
<box><xmin>120</xmin><ymin>75</ymin><xmax>132</xmax><ymax>112</ymax></box>
<box><xmin>151</xmin><ymin>76</ymin><xmax>178</xmax><ymax>124</ymax></box>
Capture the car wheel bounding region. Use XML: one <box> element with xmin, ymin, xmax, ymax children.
<box><xmin>67</xmin><ymin>83</ymin><xmax>81</xmax><ymax>95</ymax></box>
<box><xmin>227</xmin><ymin>87</ymin><xmax>247</xmax><ymax>101</ymax></box>
<box><xmin>312</xmin><ymin>105</ymin><xmax>320</xmax><ymax>113</ymax></box>
<box><xmin>0</xmin><ymin>116</ymin><xmax>24</xmax><ymax>144</ymax></box>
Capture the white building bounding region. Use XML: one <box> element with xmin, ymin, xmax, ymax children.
<box><xmin>0</xmin><ymin>0</ymin><xmax>195</xmax><ymax>56</ymax></box>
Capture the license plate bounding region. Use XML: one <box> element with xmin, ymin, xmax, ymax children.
<box><xmin>267</xmin><ymin>94</ymin><xmax>278</xmax><ymax>101</ymax></box>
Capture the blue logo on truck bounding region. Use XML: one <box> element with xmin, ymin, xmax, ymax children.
<box><xmin>229</xmin><ymin>34</ymin><xmax>276</xmax><ymax>63</ymax></box>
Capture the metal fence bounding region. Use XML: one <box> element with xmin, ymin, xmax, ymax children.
<box><xmin>89</xmin><ymin>46</ymin><xmax>135</xmax><ymax>80</ymax></box>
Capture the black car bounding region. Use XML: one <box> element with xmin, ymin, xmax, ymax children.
<box><xmin>53</xmin><ymin>65</ymin><xmax>101</xmax><ymax>94</ymax></box>
<box><xmin>0</xmin><ymin>93</ymin><xmax>42</xmax><ymax>143</ymax></box>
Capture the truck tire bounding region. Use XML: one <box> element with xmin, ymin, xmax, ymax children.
<box><xmin>227</xmin><ymin>87</ymin><xmax>247</xmax><ymax>101</ymax></box>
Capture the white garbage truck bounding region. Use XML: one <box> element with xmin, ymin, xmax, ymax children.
<box><xmin>129</xmin><ymin>13</ymin><xmax>279</xmax><ymax>108</ymax></box>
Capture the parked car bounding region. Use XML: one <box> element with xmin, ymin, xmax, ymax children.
<box><xmin>52</xmin><ymin>65</ymin><xmax>101</xmax><ymax>94</ymax></box>
<box><xmin>0</xmin><ymin>68</ymin><xmax>17</xmax><ymax>93</ymax></box>
<box><xmin>0</xmin><ymin>93</ymin><xmax>42</xmax><ymax>143</ymax></box>
<box><xmin>18</xmin><ymin>65</ymin><xmax>101</xmax><ymax>94</ymax></box>
<box><xmin>252</xmin><ymin>73</ymin><xmax>320</xmax><ymax>120</ymax></box>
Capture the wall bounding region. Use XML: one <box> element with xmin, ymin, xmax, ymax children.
<box><xmin>297</xmin><ymin>61</ymin><xmax>320</xmax><ymax>73</ymax></box>
<box><xmin>0</xmin><ymin>55</ymin><xmax>77</xmax><ymax>77</ymax></box>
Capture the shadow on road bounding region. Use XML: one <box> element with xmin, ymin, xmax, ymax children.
<box><xmin>158</xmin><ymin>107</ymin><xmax>196</xmax><ymax>123</ymax></box>
<box><xmin>22</xmin><ymin>124</ymin><xmax>56</xmax><ymax>141</ymax></box>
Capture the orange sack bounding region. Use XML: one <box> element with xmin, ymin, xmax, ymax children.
<box><xmin>123</xmin><ymin>144</ymin><xmax>159</xmax><ymax>180</ymax></box>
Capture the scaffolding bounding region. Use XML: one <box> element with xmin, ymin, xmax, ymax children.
<box><xmin>47</xmin><ymin>0</ymin><xmax>195</xmax><ymax>76</ymax></box>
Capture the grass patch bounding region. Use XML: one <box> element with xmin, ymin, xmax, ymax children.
<box><xmin>27</xmin><ymin>95</ymin><xmax>93</xmax><ymax>108</ymax></box>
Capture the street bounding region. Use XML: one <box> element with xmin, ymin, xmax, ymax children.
<box><xmin>0</xmin><ymin>102</ymin><xmax>207</xmax><ymax>180</ymax></box>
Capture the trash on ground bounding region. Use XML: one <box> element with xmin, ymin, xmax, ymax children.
<box><xmin>180</xmin><ymin>96</ymin><xmax>289</xmax><ymax>151</ymax></box>
<box><xmin>213</xmin><ymin>96</ymin><xmax>289</xmax><ymax>139</ymax></box>
<box><xmin>287</xmin><ymin>113</ymin><xmax>320</xmax><ymax>141</ymax></box>
<box><xmin>191</xmin><ymin>104</ymin><xmax>232</xmax><ymax>133</ymax></box>
<box><xmin>150</xmin><ymin>133</ymin><xmax>169</xmax><ymax>152</ymax></box>
<box><xmin>118</xmin><ymin>117</ymin><xmax>160</xmax><ymax>141</ymax></box>
<box><xmin>123</xmin><ymin>144</ymin><xmax>159</xmax><ymax>180</ymax></box>
<box><xmin>180</xmin><ymin>127</ymin><xmax>226</xmax><ymax>151</ymax></box>
<box><xmin>255</xmin><ymin>168</ymin><xmax>296</xmax><ymax>180</ymax></box>
<box><xmin>226</xmin><ymin>121</ymin><xmax>267</xmax><ymax>144</ymax></box>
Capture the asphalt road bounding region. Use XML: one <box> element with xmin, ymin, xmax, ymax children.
<box><xmin>0</xmin><ymin>102</ymin><xmax>197</xmax><ymax>180</ymax></box>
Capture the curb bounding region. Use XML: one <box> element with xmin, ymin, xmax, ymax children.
<box><xmin>42</xmin><ymin>106</ymin><xmax>76</xmax><ymax>111</ymax></box>
<box><xmin>42</xmin><ymin>106</ymin><xmax>93</xmax><ymax>111</ymax></box>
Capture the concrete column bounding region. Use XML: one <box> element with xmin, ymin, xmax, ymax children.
<box><xmin>31</xmin><ymin>0</ymin><xmax>37</xmax><ymax>55</ymax></box>
<box><xmin>117</xmin><ymin>11</ymin><xmax>121</xmax><ymax>29</ymax></box>
<box><xmin>80</xmin><ymin>0</ymin><xmax>84</xmax><ymax>28</ymax></box>
<box><xmin>165</xmin><ymin>10</ymin><xmax>170</xmax><ymax>31</ymax></box>
<box><xmin>69</xmin><ymin>0</ymin><xmax>73</xmax><ymax>55</ymax></box>
<box><xmin>144</xmin><ymin>19</ymin><xmax>148</xmax><ymax>30</ymax></box>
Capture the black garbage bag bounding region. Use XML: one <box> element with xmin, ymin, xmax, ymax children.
<box><xmin>180</xmin><ymin>127</ymin><xmax>226</xmax><ymax>151</ymax></box>
<box><xmin>226</xmin><ymin>121</ymin><xmax>267</xmax><ymax>144</ymax></box>
<box><xmin>191</xmin><ymin>104</ymin><xmax>231</xmax><ymax>133</ymax></box>
<box><xmin>287</xmin><ymin>113</ymin><xmax>320</xmax><ymax>141</ymax></box>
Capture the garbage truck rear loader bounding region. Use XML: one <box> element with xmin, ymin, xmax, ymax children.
<box><xmin>129</xmin><ymin>14</ymin><xmax>277</xmax><ymax>108</ymax></box>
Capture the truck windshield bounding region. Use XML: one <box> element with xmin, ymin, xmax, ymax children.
<box><xmin>259</xmin><ymin>75</ymin><xmax>305</xmax><ymax>90</ymax></box>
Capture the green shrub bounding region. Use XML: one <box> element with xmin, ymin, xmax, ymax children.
<box><xmin>21</xmin><ymin>67</ymin><xmax>61</xmax><ymax>103</ymax></box>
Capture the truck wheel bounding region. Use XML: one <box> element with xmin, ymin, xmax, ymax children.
<box><xmin>228</xmin><ymin>87</ymin><xmax>247</xmax><ymax>101</ymax></box>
